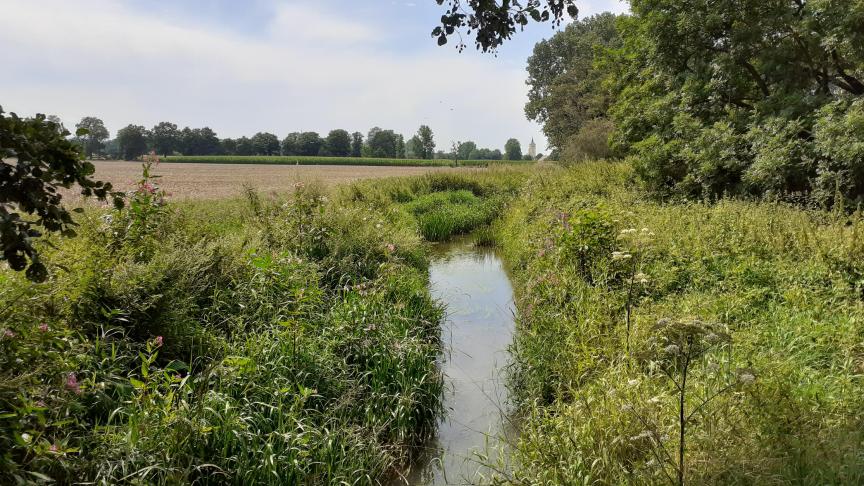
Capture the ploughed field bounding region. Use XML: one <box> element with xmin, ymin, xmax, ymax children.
<box><xmin>82</xmin><ymin>160</ymin><xmax>473</xmax><ymax>199</ymax></box>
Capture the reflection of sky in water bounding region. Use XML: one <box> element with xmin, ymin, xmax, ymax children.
<box><xmin>401</xmin><ymin>241</ymin><xmax>516</xmax><ymax>485</ymax></box>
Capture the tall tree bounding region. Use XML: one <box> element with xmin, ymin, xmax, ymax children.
<box><xmin>180</xmin><ymin>127</ymin><xmax>221</xmax><ymax>155</ymax></box>
<box><xmin>116</xmin><ymin>125</ymin><xmax>149</xmax><ymax>161</ymax></box>
<box><xmin>525</xmin><ymin>13</ymin><xmax>621</xmax><ymax>151</ymax></box>
<box><xmin>75</xmin><ymin>116</ymin><xmax>109</xmax><ymax>158</ymax></box>
<box><xmin>415</xmin><ymin>125</ymin><xmax>436</xmax><ymax>159</ymax></box>
<box><xmin>504</xmin><ymin>138</ymin><xmax>522</xmax><ymax>160</ymax></box>
<box><xmin>221</xmin><ymin>138</ymin><xmax>238</xmax><ymax>155</ymax></box>
<box><xmin>150</xmin><ymin>122</ymin><xmax>180</xmax><ymax>156</ymax></box>
<box><xmin>457</xmin><ymin>141</ymin><xmax>477</xmax><ymax>159</ymax></box>
<box><xmin>297</xmin><ymin>132</ymin><xmax>323</xmax><ymax>156</ymax></box>
<box><xmin>608</xmin><ymin>0</ymin><xmax>864</xmax><ymax>202</ymax></box>
<box><xmin>236</xmin><ymin>136</ymin><xmax>254</xmax><ymax>156</ymax></box>
<box><xmin>406</xmin><ymin>135</ymin><xmax>422</xmax><ymax>159</ymax></box>
<box><xmin>251</xmin><ymin>132</ymin><xmax>280</xmax><ymax>155</ymax></box>
<box><xmin>366</xmin><ymin>127</ymin><xmax>401</xmax><ymax>158</ymax></box>
<box><xmin>350</xmin><ymin>131</ymin><xmax>363</xmax><ymax>157</ymax></box>
<box><xmin>281</xmin><ymin>133</ymin><xmax>300</xmax><ymax>156</ymax></box>
<box><xmin>324</xmin><ymin>129</ymin><xmax>352</xmax><ymax>157</ymax></box>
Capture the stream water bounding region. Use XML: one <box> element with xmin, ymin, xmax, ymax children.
<box><xmin>401</xmin><ymin>239</ymin><xmax>517</xmax><ymax>485</ymax></box>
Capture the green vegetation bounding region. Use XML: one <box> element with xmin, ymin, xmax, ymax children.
<box><xmin>0</xmin><ymin>163</ymin><xmax>523</xmax><ymax>483</ymax></box>
<box><xmin>494</xmin><ymin>162</ymin><xmax>864</xmax><ymax>484</ymax></box>
<box><xmin>162</xmin><ymin>155</ymin><xmax>534</xmax><ymax>167</ymax></box>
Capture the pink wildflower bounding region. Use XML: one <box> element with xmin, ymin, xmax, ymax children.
<box><xmin>65</xmin><ymin>373</ymin><xmax>81</xmax><ymax>395</ymax></box>
<box><xmin>35</xmin><ymin>400</ymin><xmax>46</xmax><ymax>408</ymax></box>
<box><xmin>386</xmin><ymin>243</ymin><xmax>396</xmax><ymax>252</ymax></box>
<box><xmin>154</xmin><ymin>336</ymin><xmax>163</xmax><ymax>347</ymax></box>
<box><xmin>2</xmin><ymin>329</ymin><xmax>14</xmax><ymax>339</ymax></box>
<box><xmin>49</xmin><ymin>443</ymin><xmax>59</xmax><ymax>453</ymax></box>
<box><xmin>39</xmin><ymin>322</ymin><xmax>49</xmax><ymax>333</ymax></box>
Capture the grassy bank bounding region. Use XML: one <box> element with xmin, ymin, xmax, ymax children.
<box><xmin>494</xmin><ymin>162</ymin><xmax>864</xmax><ymax>484</ymax></box>
<box><xmin>163</xmin><ymin>155</ymin><xmax>535</xmax><ymax>168</ymax></box>
<box><xmin>0</xmin><ymin>167</ymin><xmax>526</xmax><ymax>484</ymax></box>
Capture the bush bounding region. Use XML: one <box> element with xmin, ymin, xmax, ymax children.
<box><xmin>560</xmin><ymin>118</ymin><xmax>615</xmax><ymax>164</ymax></box>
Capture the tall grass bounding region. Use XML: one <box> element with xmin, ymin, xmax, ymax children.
<box><xmin>163</xmin><ymin>155</ymin><xmax>535</xmax><ymax>168</ymax></box>
<box><xmin>0</xmin><ymin>167</ymin><xmax>534</xmax><ymax>484</ymax></box>
<box><xmin>495</xmin><ymin>162</ymin><xmax>864</xmax><ymax>484</ymax></box>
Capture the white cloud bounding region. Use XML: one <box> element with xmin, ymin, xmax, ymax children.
<box><xmin>0</xmin><ymin>0</ymin><xmax>551</xmax><ymax>151</ymax></box>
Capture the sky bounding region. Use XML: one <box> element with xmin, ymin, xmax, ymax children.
<box><xmin>0</xmin><ymin>0</ymin><xmax>628</xmax><ymax>153</ymax></box>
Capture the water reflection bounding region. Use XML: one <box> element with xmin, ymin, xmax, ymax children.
<box><xmin>400</xmin><ymin>239</ymin><xmax>517</xmax><ymax>485</ymax></box>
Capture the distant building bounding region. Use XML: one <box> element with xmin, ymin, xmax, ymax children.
<box><xmin>528</xmin><ymin>138</ymin><xmax>536</xmax><ymax>159</ymax></box>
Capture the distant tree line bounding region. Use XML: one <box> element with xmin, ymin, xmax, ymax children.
<box><xmin>65</xmin><ymin>117</ymin><xmax>535</xmax><ymax>162</ymax></box>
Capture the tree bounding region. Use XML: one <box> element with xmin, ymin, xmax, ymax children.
<box><xmin>366</xmin><ymin>127</ymin><xmax>401</xmax><ymax>158</ymax></box>
<box><xmin>324</xmin><ymin>129</ymin><xmax>352</xmax><ymax>157</ymax></box>
<box><xmin>75</xmin><ymin>116</ymin><xmax>109</xmax><ymax>158</ymax></box>
<box><xmin>150</xmin><ymin>122</ymin><xmax>180</xmax><ymax>156</ymax></box>
<box><xmin>117</xmin><ymin>125</ymin><xmax>149</xmax><ymax>160</ymax></box>
<box><xmin>457</xmin><ymin>141</ymin><xmax>477</xmax><ymax>159</ymax></box>
<box><xmin>236</xmin><ymin>136</ymin><xmax>254</xmax><ymax>156</ymax></box>
<box><xmin>525</xmin><ymin>13</ymin><xmax>621</xmax><ymax>150</ymax></box>
<box><xmin>297</xmin><ymin>132</ymin><xmax>323</xmax><ymax>156</ymax></box>
<box><xmin>606</xmin><ymin>0</ymin><xmax>864</xmax><ymax>202</ymax></box>
<box><xmin>251</xmin><ymin>132</ymin><xmax>280</xmax><ymax>155</ymax></box>
<box><xmin>221</xmin><ymin>138</ymin><xmax>238</xmax><ymax>155</ymax></box>
<box><xmin>2</xmin><ymin>108</ymin><xmax>123</xmax><ymax>280</ymax></box>
<box><xmin>406</xmin><ymin>135</ymin><xmax>422</xmax><ymax>159</ymax></box>
<box><xmin>433</xmin><ymin>0</ymin><xmax>579</xmax><ymax>52</ymax></box>
<box><xmin>180</xmin><ymin>127</ymin><xmax>221</xmax><ymax>155</ymax></box>
<box><xmin>396</xmin><ymin>134</ymin><xmax>406</xmax><ymax>158</ymax></box>
<box><xmin>351</xmin><ymin>132</ymin><xmax>363</xmax><ymax>157</ymax></box>
<box><xmin>281</xmin><ymin>133</ymin><xmax>300</xmax><ymax>156</ymax></box>
<box><xmin>504</xmin><ymin>138</ymin><xmax>522</xmax><ymax>160</ymax></box>
<box><xmin>414</xmin><ymin>125</ymin><xmax>435</xmax><ymax>159</ymax></box>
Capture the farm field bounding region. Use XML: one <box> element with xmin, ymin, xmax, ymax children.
<box><xmin>163</xmin><ymin>155</ymin><xmax>534</xmax><ymax>167</ymax></box>
<box><xmin>81</xmin><ymin>160</ymin><xmax>475</xmax><ymax>199</ymax></box>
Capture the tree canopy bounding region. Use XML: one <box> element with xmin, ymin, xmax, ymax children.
<box><xmin>1</xmin><ymin>108</ymin><xmax>122</xmax><ymax>280</ymax></box>
<box><xmin>433</xmin><ymin>0</ymin><xmax>579</xmax><ymax>52</ymax></box>
<box><xmin>75</xmin><ymin>116</ymin><xmax>109</xmax><ymax>158</ymax></box>
<box><xmin>117</xmin><ymin>124</ymin><xmax>149</xmax><ymax>161</ymax></box>
<box><xmin>505</xmin><ymin>138</ymin><xmax>523</xmax><ymax>160</ymax></box>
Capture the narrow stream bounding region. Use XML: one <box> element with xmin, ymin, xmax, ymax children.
<box><xmin>402</xmin><ymin>238</ymin><xmax>517</xmax><ymax>485</ymax></box>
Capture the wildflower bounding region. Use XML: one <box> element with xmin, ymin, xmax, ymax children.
<box><xmin>21</xmin><ymin>433</ymin><xmax>32</xmax><ymax>444</ymax></box>
<box><xmin>39</xmin><ymin>322</ymin><xmax>49</xmax><ymax>333</ymax></box>
<box><xmin>49</xmin><ymin>443</ymin><xmax>59</xmax><ymax>453</ymax></box>
<box><xmin>647</xmin><ymin>395</ymin><xmax>663</xmax><ymax>405</ymax></box>
<box><xmin>627</xmin><ymin>378</ymin><xmax>640</xmax><ymax>387</ymax></box>
<box><xmin>738</xmin><ymin>372</ymin><xmax>756</xmax><ymax>385</ymax></box>
<box><xmin>375</xmin><ymin>223</ymin><xmax>382</xmax><ymax>229</ymax></box>
<box><xmin>65</xmin><ymin>373</ymin><xmax>82</xmax><ymax>395</ymax></box>
<box><xmin>663</xmin><ymin>344</ymin><xmax>681</xmax><ymax>355</ymax></box>
<box><xmin>612</xmin><ymin>251</ymin><xmax>632</xmax><ymax>261</ymax></box>
<box><xmin>634</xmin><ymin>272</ymin><xmax>649</xmax><ymax>284</ymax></box>
<box><xmin>630</xmin><ymin>430</ymin><xmax>653</xmax><ymax>442</ymax></box>
<box><xmin>385</xmin><ymin>243</ymin><xmax>396</xmax><ymax>252</ymax></box>
<box><xmin>35</xmin><ymin>400</ymin><xmax>46</xmax><ymax>408</ymax></box>
<box><xmin>154</xmin><ymin>336</ymin><xmax>164</xmax><ymax>347</ymax></box>
<box><xmin>2</xmin><ymin>329</ymin><xmax>15</xmax><ymax>339</ymax></box>
<box><xmin>620</xmin><ymin>228</ymin><xmax>637</xmax><ymax>235</ymax></box>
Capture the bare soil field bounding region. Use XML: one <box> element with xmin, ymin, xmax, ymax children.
<box><xmin>79</xmin><ymin>160</ymin><xmax>472</xmax><ymax>200</ymax></box>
